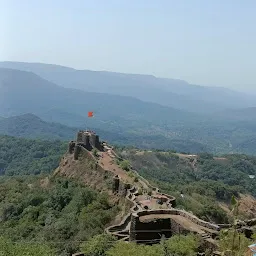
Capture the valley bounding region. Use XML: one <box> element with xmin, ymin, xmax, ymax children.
<box><xmin>1</xmin><ymin>64</ymin><xmax>256</xmax><ymax>155</ymax></box>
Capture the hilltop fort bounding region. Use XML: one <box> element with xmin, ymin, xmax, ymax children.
<box><xmin>54</xmin><ymin>130</ymin><xmax>256</xmax><ymax>256</ymax></box>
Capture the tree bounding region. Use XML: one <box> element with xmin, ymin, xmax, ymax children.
<box><xmin>120</xmin><ymin>160</ymin><xmax>130</xmax><ymax>171</ymax></box>
<box><xmin>163</xmin><ymin>234</ymin><xmax>199</xmax><ymax>256</ymax></box>
<box><xmin>218</xmin><ymin>196</ymin><xmax>251</xmax><ymax>256</ymax></box>
<box><xmin>106</xmin><ymin>241</ymin><xmax>164</xmax><ymax>256</ymax></box>
<box><xmin>0</xmin><ymin>176</ymin><xmax>118</xmax><ymax>255</ymax></box>
<box><xmin>219</xmin><ymin>230</ymin><xmax>251</xmax><ymax>256</ymax></box>
<box><xmin>80</xmin><ymin>234</ymin><xmax>117</xmax><ymax>256</ymax></box>
<box><xmin>0</xmin><ymin>236</ymin><xmax>55</xmax><ymax>256</ymax></box>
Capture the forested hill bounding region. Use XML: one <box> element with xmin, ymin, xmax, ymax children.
<box><xmin>2</xmin><ymin>113</ymin><xmax>256</xmax><ymax>156</ymax></box>
<box><xmin>1</xmin><ymin>134</ymin><xmax>256</xmax><ymax>222</ymax></box>
<box><xmin>0</xmin><ymin>114</ymin><xmax>211</xmax><ymax>153</ymax></box>
<box><xmin>0</xmin><ymin>135</ymin><xmax>66</xmax><ymax>175</ymax></box>
<box><xmin>0</xmin><ymin>135</ymin><xmax>256</xmax><ymax>255</ymax></box>
<box><xmin>0</xmin><ymin>114</ymin><xmax>77</xmax><ymax>140</ymax></box>
<box><xmin>0</xmin><ymin>176</ymin><xmax>119</xmax><ymax>255</ymax></box>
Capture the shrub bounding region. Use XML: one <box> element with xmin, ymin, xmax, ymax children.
<box><xmin>120</xmin><ymin>160</ymin><xmax>130</xmax><ymax>171</ymax></box>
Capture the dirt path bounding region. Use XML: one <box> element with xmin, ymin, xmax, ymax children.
<box><xmin>98</xmin><ymin>152</ymin><xmax>134</xmax><ymax>183</ymax></box>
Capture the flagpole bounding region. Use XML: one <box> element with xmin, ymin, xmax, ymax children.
<box><xmin>87</xmin><ymin>111</ymin><xmax>94</xmax><ymax>132</ymax></box>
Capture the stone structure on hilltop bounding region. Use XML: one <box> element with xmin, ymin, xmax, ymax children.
<box><xmin>112</xmin><ymin>175</ymin><xmax>120</xmax><ymax>194</ymax></box>
<box><xmin>76</xmin><ymin>130</ymin><xmax>102</xmax><ymax>151</ymax></box>
<box><xmin>68</xmin><ymin>130</ymin><xmax>103</xmax><ymax>160</ymax></box>
<box><xmin>66</xmin><ymin>130</ymin><xmax>256</xmax><ymax>256</ymax></box>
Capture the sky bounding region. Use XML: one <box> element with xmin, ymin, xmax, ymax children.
<box><xmin>0</xmin><ymin>0</ymin><xmax>256</xmax><ymax>92</ymax></box>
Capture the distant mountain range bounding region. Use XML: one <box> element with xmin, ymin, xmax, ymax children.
<box><xmin>1</xmin><ymin>61</ymin><xmax>255</xmax><ymax>113</ymax></box>
<box><xmin>0</xmin><ymin>67</ymin><xmax>201</xmax><ymax>129</ymax></box>
<box><xmin>1</xmin><ymin>62</ymin><xmax>256</xmax><ymax>154</ymax></box>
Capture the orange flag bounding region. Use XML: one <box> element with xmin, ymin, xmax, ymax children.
<box><xmin>88</xmin><ymin>111</ymin><xmax>94</xmax><ymax>117</ymax></box>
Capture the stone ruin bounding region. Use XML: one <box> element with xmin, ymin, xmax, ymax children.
<box><xmin>69</xmin><ymin>130</ymin><xmax>103</xmax><ymax>159</ymax></box>
<box><xmin>68</xmin><ymin>131</ymin><xmax>256</xmax><ymax>255</ymax></box>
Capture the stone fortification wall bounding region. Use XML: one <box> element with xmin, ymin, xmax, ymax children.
<box><xmin>68</xmin><ymin>141</ymin><xmax>75</xmax><ymax>154</ymax></box>
<box><xmin>106</xmin><ymin>213</ymin><xmax>132</xmax><ymax>234</ymax></box>
<box><xmin>130</xmin><ymin>209</ymin><xmax>220</xmax><ymax>234</ymax></box>
<box><xmin>112</xmin><ymin>175</ymin><xmax>120</xmax><ymax>194</ymax></box>
<box><xmin>89</xmin><ymin>133</ymin><xmax>96</xmax><ymax>147</ymax></box>
<box><xmin>74</xmin><ymin>131</ymin><xmax>103</xmax><ymax>151</ymax></box>
<box><xmin>170</xmin><ymin>218</ymin><xmax>190</xmax><ymax>236</ymax></box>
<box><xmin>129</xmin><ymin>209</ymin><xmax>220</xmax><ymax>246</ymax></box>
<box><xmin>130</xmin><ymin>168</ymin><xmax>177</xmax><ymax>206</ymax></box>
<box><xmin>74</xmin><ymin>145</ymin><xmax>81</xmax><ymax>160</ymax></box>
<box><xmin>130</xmin><ymin>214</ymin><xmax>172</xmax><ymax>243</ymax></box>
<box><xmin>68</xmin><ymin>131</ymin><xmax>222</xmax><ymax>247</ymax></box>
<box><xmin>118</xmin><ymin>183</ymin><xmax>131</xmax><ymax>197</ymax></box>
<box><xmin>105</xmin><ymin>185</ymin><xmax>140</xmax><ymax>240</ymax></box>
<box><xmin>160</xmin><ymin>193</ymin><xmax>176</xmax><ymax>207</ymax></box>
<box><xmin>76</xmin><ymin>131</ymin><xmax>83</xmax><ymax>142</ymax></box>
<box><xmin>88</xmin><ymin>133</ymin><xmax>102</xmax><ymax>150</ymax></box>
<box><xmin>82</xmin><ymin>134</ymin><xmax>92</xmax><ymax>150</ymax></box>
<box><xmin>245</xmin><ymin>218</ymin><xmax>256</xmax><ymax>227</ymax></box>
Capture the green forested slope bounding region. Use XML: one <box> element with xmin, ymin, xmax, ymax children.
<box><xmin>0</xmin><ymin>176</ymin><xmax>119</xmax><ymax>255</ymax></box>
<box><xmin>0</xmin><ymin>114</ymin><xmax>76</xmax><ymax>140</ymax></box>
<box><xmin>0</xmin><ymin>135</ymin><xmax>66</xmax><ymax>175</ymax></box>
<box><xmin>0</xmin><ymin>135</ymin><xmax>256</xmax><ymax>255</ymax></box>
<box><xmin>0</xmin><ymin>114</ymin><xmax>211</xmax><ymax>153</ymax></box>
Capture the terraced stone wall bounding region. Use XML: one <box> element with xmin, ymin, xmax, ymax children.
<box><xmin>130</xmin><ymin>214</ymin><xmax>172</xmax><ymax>243</ymax></box>
<box><xmin>129</xmin><ymin>209</ymin><xmax>220</xmax><ymax>242</ymax></box>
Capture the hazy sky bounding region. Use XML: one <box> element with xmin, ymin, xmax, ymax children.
<box><xmin>1</xmin><ymin>0</ymin><xmax>256</xmax><ymax>91</ymax></box>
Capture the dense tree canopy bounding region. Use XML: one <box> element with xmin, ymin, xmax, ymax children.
<box><xmin>1</xmin><ymin>134</ymin><xmax>256</xmax><ymax>255</ymax></box>
<box><xmin>0</xmin><ymin>236</ymin><xmax>54</xmax><ymax>256</ymax></box>
<box><xmin>0</xmin><ymin>176</ymin><xmax>119</xmax><ymax>255</ymax></box>
<box><xmin>0</xmin><ymin>135</ymin><xmax>66</xmax><ymax>175</ymax></box>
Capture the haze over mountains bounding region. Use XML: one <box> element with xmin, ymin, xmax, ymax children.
<box><xmin>0</xmin><ymin>67</ymin><xmax>198</xmax><ymax>127</ymax></box>
<box><xmin>1</xmin><ymin>61</ymin><xmax>256</xmax><ymax>114</ymax></box>
<box><xmin>1</xmin><ymin>61</ymin><xmax>256</xmax><ymax>154</ymax></box>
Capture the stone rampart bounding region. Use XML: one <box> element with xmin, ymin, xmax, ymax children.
<box><xmin>74</xmin><ymin>130</ymin><xmax>103</xmax><ymax>151</ymax></box>
<box><xmin>74</xmin><ymin>145</ymin><xmax>81</xmax><ymax>160</ymax></box>
<box><xmin>112</xmin><ymin>175</ymin><xmax>120</xmax><ymax>194</ymax></box>
<box><xmin>159</xmin><ymin>193</ymin><xmax>176</xmax><ymax>207</ymax></box>
<box><xmin>132</xmin><ymin>209</ymin><xmax>220</xmax><ymax>232</ymax></box>
<box><xmin>69</xmin><ymin>131</ymin><xmax>223</xmax><ymax>246</ymax></box>
<box><xmin>68</xmin><ymin>141</ymin><xmax>75</xmax><ymax>154</ymax></box>
<box><xmin>76</xmin><ymin>131</ymin><xmax>83</xmax><ymax>142</ymax></box>
<box><xmin>246</xmin><ymin>218</ymin><xmax>256</xmax><ymax>226</ymax></box>
<box><xmin>106</xmin><ymin>213</ymin><xmax>132</xmax><ymax>234</ymax></box>
<box><xmin>105</xmin><ymin>185</ymin><xmax>139</xmax><ymax>240</ymax></box>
